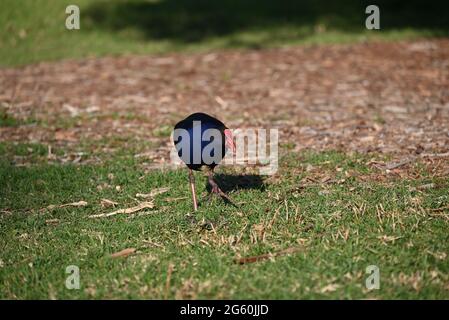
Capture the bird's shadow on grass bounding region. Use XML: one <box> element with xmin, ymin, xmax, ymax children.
<box><xmin>205</xmin><ymin>173</ymin><xmax>266</xmax><ymax>193</ymax></box>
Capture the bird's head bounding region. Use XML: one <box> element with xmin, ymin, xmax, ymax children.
<box><xmin>224</xmin><ymin>129</ymin><xmax>236</xmax><ymax>153</ymax></box>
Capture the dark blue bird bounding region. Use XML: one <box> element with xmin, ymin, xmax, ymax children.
<box><xmin>173</xmin><ymin>112</ymin><xmax>236</xmax><ymax>211</ymax></box>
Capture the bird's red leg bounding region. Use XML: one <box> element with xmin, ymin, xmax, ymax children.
<box><xmin>189</xmin><ymin>169</ymin><xmax>198</xmax><ymax>211</ymax></box>
<box><xmin>207</xmin><ymin>170</ymin><xmax>235</xmax><ymax>205</ymax></box>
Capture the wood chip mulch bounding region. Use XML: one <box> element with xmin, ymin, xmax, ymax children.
<box><xmin>1</xmin><ymin>39</ymin><xmax>448</xmax><ymax>172</ymax></box>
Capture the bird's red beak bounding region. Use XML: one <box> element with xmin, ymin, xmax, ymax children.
<box><xmin>224</xmin><ymin>129</ymin><xmax>236</xmax><ymax>153</ymax></box>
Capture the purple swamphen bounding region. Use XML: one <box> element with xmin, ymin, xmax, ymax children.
<box><xmin>173</xmin><ymin>112</ymin><xmax>236</xmax><ymax>211</ymax></box>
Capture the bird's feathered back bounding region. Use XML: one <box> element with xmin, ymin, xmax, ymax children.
<box><xmin>174</xmin><ymin>112</ymin><xmax>226</xmax><ymax>131</ymax></box>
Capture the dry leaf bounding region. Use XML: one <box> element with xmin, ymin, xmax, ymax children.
<box><xmin>89</xmin><ymin>201</ymin><xmax>154</xmax><ymax>218</ymax></box>
<box><xmin>417</xmin><ymin>183</ymin><xmax>434</xmax><ymax>190</ymax></box>
<box><xmin>165</xmin><ymin>196</ymin><xmax>188</xmax><ymax>202</ymax></box>
<box><xmin>321</xmin><ymin>283</ymin><xmax>340</xmax><ymax>293</ymax></box>
<box><xmin>101</xmin><ymin>198</ymin><xmax>118</xmax><ymax>208</ymax></box>
<box><xmin>359</xmin><ymin>136</ymin><xmax>375</xmax><ymax>143</ymax></box>
<box><xmin>136</xmin><ymin>187</ymin><xmax>170</xmax><ymax>199</ymax></box>
<box><xmin>45</xmin><ymin>219</ymin><xmax>60</xmax><ymax>225</ymax></box>
<box><xmin>111</xmin><ymin>248</ymin><xmax>136</xmax><ymax>258</ymax></box>
<box><xmin>378</xmin><ymin>235</ymin><xmax>402</xmax><ymax>243</ymax></box>
<box><xmin>62</xmin><ymin>201</ymin><xmax>88</xmax><ymax>207</ymax></box>
<box><xmin>385</xmin><ymin>157</ymin><xmax>416</xmax><ymax>170</ymax></box>
<box><xmin>42</xmin><ymin>201</ymin><xmax>87</xmax><ymax>211</ymax></box>
<box><xmin>54</xmin><ymin>130</ymin><xmax>77</xmax><ymax>142</ymax></box>
<box><xmin>215</xmin><ymin>96</ymin><xmax>228</xmax><ymax>109</ymax></box>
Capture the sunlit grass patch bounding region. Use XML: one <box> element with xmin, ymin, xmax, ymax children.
<box><xmin>0</xmin><ymin>150</ymin><xmax>447</xmax><ymax>299</ymax></box>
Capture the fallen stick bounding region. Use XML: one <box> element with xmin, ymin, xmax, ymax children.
<box><xmin>235</xmin><ymin>247</ymin><xmax>301</xmax><ymax>265</ymax></box>
<box><xmin>136</xmin><ymin>187</ymin><xmax>170</xmax><ymax>199</ymax></box>
<box><xmin>385</xmin><ymin>157</ymin><xmax>417</xmax><ymax>170</ymax></box>
<box><xmin>42</xmin><ymin>201</ymin><xmax>88</xmax><ymax>212</ymax></box>
<box><xmin>89</xmin><ymin>201</ymin><xmax>154</xmax><ymax>218</ymax></box>
<box><xmin>110</xmin><ymin>248</ymin><xmax>136</xmax><ymax>258</ymax></box>
<box><xmin>385</xmin><ymin>152</ymin><xmax>449</xmax><ymax>170</ymax></box>
<box><xmin>165</xmin><ymin>196</ymin><xmax>188</xmax><ymax>202</ymax></box>
<box><xmin>427</xmin><ymin>213</ymin><xmax>449</xmax><ymax>220</ymax></box>
<box><xmin>420</xmin><ymin>152</ymin><xmax>449</xmax><ymax>158</ymax></box>
<box><xmin>101</xmin><ymin>198</ymin><xmax>118</xmax><ymax>207</ymax></box>
<box><xmin>427</xmin><ymin>205</ymin><xmax>449</xmax><ymax>212</ymax></box>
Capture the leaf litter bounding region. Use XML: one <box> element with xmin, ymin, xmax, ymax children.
<box><xmin>1</xmin><ymin>40</ymin><xmax>448</xmax><ymax>175</ymax></box>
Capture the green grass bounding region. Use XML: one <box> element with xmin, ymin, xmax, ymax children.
<box><xmin>0</xmin><ymin>109</ymin><xmax>38</xmax><ymax>127</ymax></box>
<box><xmin>2</xmin><ymin>0</ymin><xmax>447</xmax><ymax>299</ymax></box>
<box><xmin>1</xmin><ymin>145</ymin><xmax>448</xmax><ymax>299</ymax></box>
<box><xmin>1</xmin><ymin>0</ymin><xmax>448</xmax><ymax>66</ymax></box>
<box><xmin>0</xmin><ymin>110</ymin><xmax>20</xmax><ymax>127</ymax></box>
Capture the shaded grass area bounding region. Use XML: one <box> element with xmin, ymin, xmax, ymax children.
<box><xmin>0</xmin><ymin>146</ymin><xmax>448</xmax><ymax>299</ymax></box>
<box><xmin>1</xmin><ymin>0</ymin><xmax>448</xmax><ymax>66</ymax></box>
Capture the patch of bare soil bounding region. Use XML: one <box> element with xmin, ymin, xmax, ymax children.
<box><xmin>0</xmin><ymin>39</ymin><xmax>448</xmax><ymax>172</ymax></box>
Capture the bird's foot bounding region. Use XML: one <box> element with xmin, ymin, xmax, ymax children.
<box><xmin>210</xmin><ymin>184</ymin><xmax>237</xmax><ymax>206</ymax></box>
<box><xmin>207</xmin><ymin>171</ymin><xmax>238</xmax><ymax>207</ymax></box>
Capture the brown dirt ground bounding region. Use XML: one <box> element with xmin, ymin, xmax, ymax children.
<box><xmin>1</xmin><ymin>39</ymin><xmax>448</xmax><ymax>172</ymax></box>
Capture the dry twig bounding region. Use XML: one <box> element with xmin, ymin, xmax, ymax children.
<box><xmin>89</xmin><ymin>201</ymin><xmax>154</xmax><ymax>218</ymax></box>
